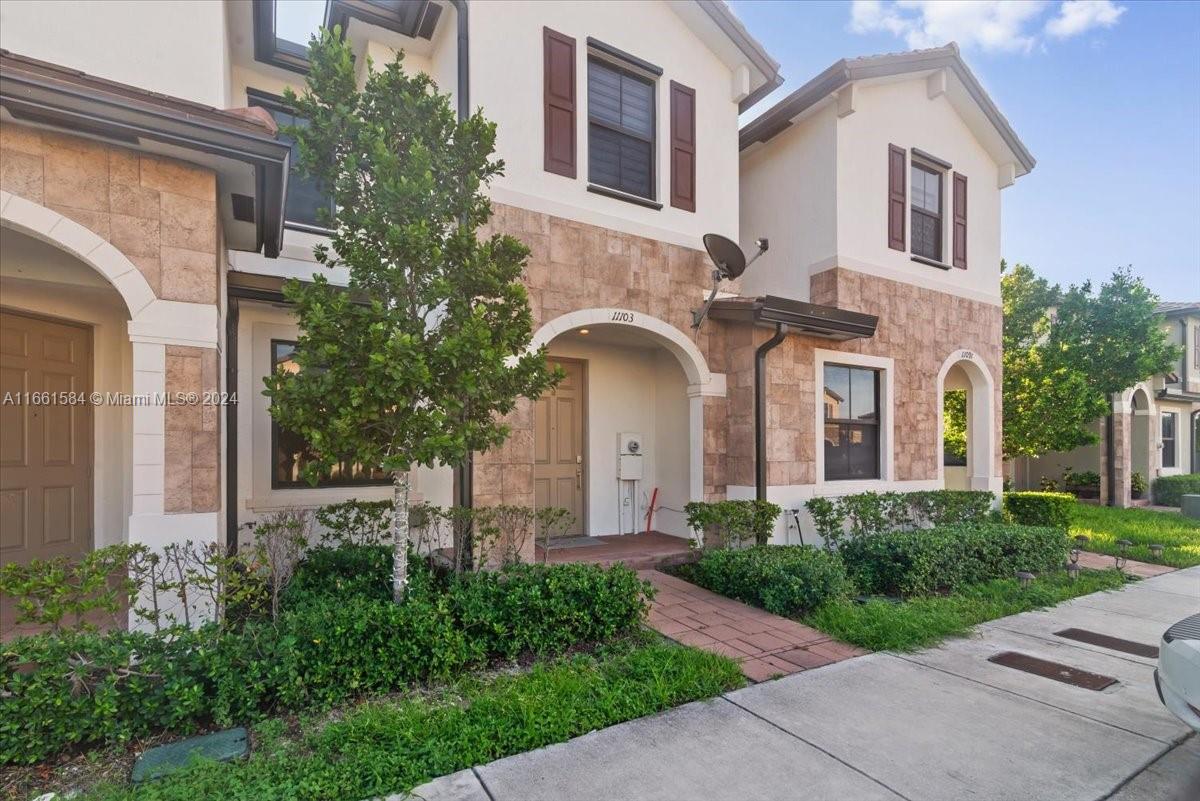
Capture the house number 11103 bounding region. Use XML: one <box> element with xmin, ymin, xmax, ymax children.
<box><xmin>611</xmin><ymin>311</ymin><xmax>636</xmax><ymax>323</ymax></box>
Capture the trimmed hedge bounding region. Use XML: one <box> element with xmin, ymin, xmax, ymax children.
<box><xmin>805</xmin><ymin>489</ymin><xmax>994</xmax><ymax>547</ymax></box>
<box><xmin>0</xmin><ymin>561</ymin><xmax>651</xmax><ymax>764</ymax></box>
<box><xmin>1153</xmin><ymin>474</ymin><xmax>1200</xmax><ymax>507</ymax></box>
<box><xmin>1003</xmin><ymin>491</ymin><xmax>1076</xmax><ymax>530</ymax></box>
<box><xmin>680</xmin><ymin>546</ymin><xmax>852</xmax><ymax>616</ymax></box>
<box><xmin>838</xmin><ymin>523</ymin><xmax>1070</xmax><ymax>597</ymax></box>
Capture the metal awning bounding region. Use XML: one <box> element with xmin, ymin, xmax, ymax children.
<box><xmin>708</xmin><ymin>295</ymin><xmax>878</xmax><ymax>340</ymax></box>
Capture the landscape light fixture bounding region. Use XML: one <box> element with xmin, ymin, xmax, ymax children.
<box><xmin>1016</xmin><ymin>571</ymin><xmax>1035</xmax><ymax>588</ymax></box>
<box><xmin>692</xmin><ymin>234</ymin><xmax>768</xmax><ymax>330</ymax></box>
<box><xmin>1149</xmin><ymin>543</ymin><xmax>1164</xmax><ymax>559</ymax></box>
<box><xmin>1066</xmin><ymin>563</ymin><xmax>1080</xmax><ymax>582</ymax></box>
<box><xmin>1115</xmin><ymin>539</ymin><xmax>1132</xmax><ymax>571</ymax></box>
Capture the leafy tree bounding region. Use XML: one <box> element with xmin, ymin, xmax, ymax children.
<box><xmin>264</xmin><ymin>29</ymin><xmax>558</xmax><ymax>601</ymax></box>
<box><xmin>1001</xmin><ymin>263</ymin><xmax>1178</xmax><ymax>459</ymax></box>
<box><xmin>942</xmin><ymin>389</ymin><xmax>967</xmax><ymax>461</ymax></box>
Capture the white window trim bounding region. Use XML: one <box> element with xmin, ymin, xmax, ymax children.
<box><xmin>1161</xmin><ymin>410</ymin><xmax>1180</xmax><ymax>474</ymax></box>
<box><xmin>814</xmin><ymin>348</ymin><xmax>894</xmax><ymax>491</ymax></box>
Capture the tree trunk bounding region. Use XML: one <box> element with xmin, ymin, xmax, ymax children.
<box><xmin>392</xmin><ymin>469</ymin><xmax>410</xmax><ymax>603</ymax></box>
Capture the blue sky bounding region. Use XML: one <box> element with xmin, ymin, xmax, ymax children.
<box><xmin>731</xmin><ymin>0</ymin><xmax>1200</xmax><ymax>301</ymax></box>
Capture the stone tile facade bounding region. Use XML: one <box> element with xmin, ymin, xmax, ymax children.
<box><xmin>1</xmin><ymin>123</ymin><xmax>221</xmax><ymax>514</ymax></box>
<box><xmin>473</xmin><ymin>204</ymin><xmax>1004</xmax><ymax>533</ymax></box>
<box><xmin>164</xmin><ymin>346</ymin><xmax>221</xmax><ymax>513</ymax></box>
<box><xmin>722</xmin><ymin>267</ymin><xmax>1001</xmax><ymax>487</ymax></box>
<box><xmin>473</xmin><ymin>202</ymin><xmax>737</xmax><ymax>529</ymax></box>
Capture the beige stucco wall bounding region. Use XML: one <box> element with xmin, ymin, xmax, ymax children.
<box><xmin>0</xmin><ymin>0</ymin><xmax>231</xmax><ymax>107</ymax></box>
<box><xmin>739</xmin><ymin>73</ymin><xmax>1009</xmax><ymax>309</ymax></box>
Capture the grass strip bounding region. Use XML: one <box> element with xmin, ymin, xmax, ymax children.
<box><xmin>82</xmin><ymin>637</ymin><xmax>743</xmax><ymax>801</ymax></box>
<box><xmin>1070</xmin><ymin>503</ymin><xmax>1200</xmax><ymax>568</ymax></box>
<box><xmin>805</xmin><ymin>569</ymin><xmax>1130</xmax><ymax>652</ymax></box>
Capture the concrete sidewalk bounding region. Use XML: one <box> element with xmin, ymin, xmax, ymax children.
<box><xmin>402</xmin><ymin>566</ymin><xmax>1200</xmax><ymax>801</ymax></box>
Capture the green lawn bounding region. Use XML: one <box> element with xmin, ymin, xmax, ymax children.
<box><xmin>1071</xmin><ymin>503</ymin><xmax>1200</xmax><ymax>567</ymax></box>
<box><xmin>805</xmin><ymin>569</ymin><xmax>1130</xmax><ymax>652</ymax></box>
<box><xmin>77</xmin><ymin>636</ymin><xmax>741</xmax><ymax>801</ymax></box>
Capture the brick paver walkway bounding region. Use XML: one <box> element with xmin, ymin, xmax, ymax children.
<box><xmin>640</xmin><ymin>570</ymin><xmax>867</xmax><ymax>682</ymax></box>
<box><xmin>1076</xmin><ymin>550</ymin><xmax>1177</xmax><ymax>578</ymax></box>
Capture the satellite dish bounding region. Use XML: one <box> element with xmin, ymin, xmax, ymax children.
<box><xmin>693</xmin><ymin>235</ymin><xmax>769</xmax><ymax>330</ymax></box>
<box><xmin>703</xmin><ymin>233</ymin><xmax>748</xmax><ymax>280</ymax></box>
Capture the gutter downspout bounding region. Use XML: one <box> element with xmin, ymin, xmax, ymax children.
<box><xmin>225</xmin><ymin>296</ymin><xmax>240</xmax><ymax>551</ymax></box>
<box><xmin>755</xmin><ymin>323</ymin><xmax>788</xmax><ymax>501</ymax></box>
<box><xmin>449</xmin><ymin>0</ymin><xmax>473</xmax><ymax>513</ymax></box>
<box><xmin>1105</xmin><ymin>402</ymin><xmax>1116</xmax><ymax>506</ymax></box>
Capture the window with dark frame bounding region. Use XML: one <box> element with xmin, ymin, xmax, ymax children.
<box><xmin>910</xmin><ymin>162</ymin><xmax>943</xmax><ymax>261</ymax></box>
<box><xmin>824</xmin><ymin>364</ymin><xmax>881</xmax><ymax>481</ymax></box>
<box><xmin>270</xmin><ymin>340</ymin><xmax>389</xmax><ymax>488</ymax></box>
<box><xmin>587</xmin><ymin>57</ymin><xmax>655</xmax><ymax>200</ymax></box>
<box><xmin>1162</xmin><ymin>411</ymin><xmax>1177</xmax><ymax>469</ymax></box>
<box><xmin>248</xmin><ymin>91</ymin><xmax>335</xmax><ymax>232</ymax></box>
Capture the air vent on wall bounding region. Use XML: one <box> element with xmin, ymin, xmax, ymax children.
<box><xmin>230</xmin><ymin>194</ymin><xmax>255</xmax><ymax>223</ymax></box>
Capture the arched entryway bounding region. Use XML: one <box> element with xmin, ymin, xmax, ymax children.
<box><xmin>936</xmin><ymin>349</ymin><xmax>997</xmax><ymax>493</ymax></box>
<box><xmin>529</xmin><ymin>309</ymin><xmax>722</xmax><ymax>540</ymax></box>
<box><xmin>1127</xmin><ymin>385</ymin><xmax>1154</xmax><ymax>502</ymax></box>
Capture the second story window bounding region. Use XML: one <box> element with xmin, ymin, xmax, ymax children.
<box><xmin>249</xmin><ymin>90</ymin><xmax>335</xmax><ymax>232</ymax></box>
<box><xmin>911</xmin><ymin>162</ymin><xmax>943</xmax><ymax>261</ymax></box>
<box><xmin>587</xmin><ymin>58</ymin><xmax>655</xmax><ymax>200</ymax></box>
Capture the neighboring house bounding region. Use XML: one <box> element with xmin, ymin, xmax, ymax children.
<box><xmin>0</xmin><ymin>0</ymin><xmax>1033</xmax><ymax>598</ymax></box>
<box><xmin>1012</xmin><ymin>302</ymin><xmax>1200</xmax><ymax>506</ymax></box>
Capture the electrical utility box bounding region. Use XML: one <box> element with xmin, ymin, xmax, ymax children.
<box><xmin>617</xmin><ymin>433</ymin><xmax>643</xmax><ymax>479</ymax></box>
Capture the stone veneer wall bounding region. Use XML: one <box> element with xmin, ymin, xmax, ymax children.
<box><xmin>724</xmin><ymin>267</ymin><xmax>1003</xmax><ymax>487</ymax></box>
<box><xmin>471</xmin><ymin>202</ymin><xmax>734</xmax><ymax>525</ymax></box>
<box><xmin>1</xmin><ymin>123</ymin><xmax>220</xmax><ymax>514</ymax></box>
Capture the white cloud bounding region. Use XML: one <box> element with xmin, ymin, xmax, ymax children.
<box><xmin>849</xmin><ymin>0</ymin><xmax>1125</xmax><ymax>53</ymax></box>
<box><xmin>1045</xmin><ymin>0</ymin><xmax>1127</xmax><ymax>39</ymax></box>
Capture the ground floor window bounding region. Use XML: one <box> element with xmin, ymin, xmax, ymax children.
<box><xmin>1161</xmin><ymin>411</ymin><xmax>1177</xmax><ymax>469</ymax></box>
<box><xmin>823</xmin><ymin>364</ymin><xmax>881</xmax><ymax>480</ymax></box>
<box><xmin>270</xmin><ymin>340</ymin><xmax>388</xmax><ymax>488</ymax></box>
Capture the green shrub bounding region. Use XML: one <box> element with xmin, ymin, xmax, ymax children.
<box><xmin>839</xmin><ymin>523</ymin><xmax>1069</xmax><ymax>597</ymax></box>
<box><xmin>1152</xmin><ymin>473</ymin><xmax>1200</xmax><ymax>507</ymax></box>
<box><xmin>804</xmin><ymin>490</ymin><xmax>994</xmax><ymax>547</ymax></box>
<box><xmin>684</xmin><ymin>500</ymin><xmax>782</xmax><ymax>548</ymax></box>
<box><xmin>1003</xmin><ymin>491</ymin><xmax>1076</xmax><ymax>529</ymax></box>
<box><xmin>682</xmin><ymin>546</ymin><xmax>852</xmax><ymax>616</ymax></box>
<box><xmin>1131</xmin><ymin>472</ymin><xmax>1148</xmax><ymax>499</ymax></box>
<box><xmin>448</xmin><ymin>563</ymin><xmax>652</xmax><ymax>659</ymax></box>
<box><xmin>0</xmin><ymin>560</ymin><xmax>649</xmax><ymax>764</ymax></box>
<box><xmin>0</xmin><ymin>544</ymin><xmax>140</xmax><ymax>632</ymax></box>
<box><xmin>314</xmin><ymin>499</ymin><xmax>394</xmax><ymax>546</ymax></box>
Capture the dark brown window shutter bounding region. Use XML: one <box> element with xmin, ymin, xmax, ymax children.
<box><xmin>670</xmin><ymin>81</ymin><xmax>696</xmax><ymax>212</ymax></box>
<box><xmin>888</xmin><ymin>144</ymin><xmax>906</xmax><ymax>251</ymax></box>
<box><xmin>952</xmin><ymin>172</ymin><xmax>967</xmax><ymax>269</ymax></box>
<box><xmin>543</xmin><ymin>28</ymin><xmax>576</xmax><ymax>178</ymax></box>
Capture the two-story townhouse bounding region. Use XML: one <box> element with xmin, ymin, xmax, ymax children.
<box><xmin>734</xmin><ymin>45</ymin><xmax>1034</xmax><ymax>541</ymax></box>
<box><xmin>0</xmin><ymin>1</ymin><xmax>1039</xmax><ymax>608</ymax></box>
<box><xmin>1012</xmin><ymin>302</ymin><xmax>1200</xmax><ymax>505</ymax></box>
<box><xmin>0</xmin><ymin>0</ymin><xmax>784</xmax><ymax>593</ymax></box>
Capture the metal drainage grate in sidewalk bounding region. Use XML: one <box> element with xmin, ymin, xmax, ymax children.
<box><xmin>1053</xmin><ymin>628</ymin><xmax>1160</xmax><ymax>658</ymax></box>
<box><xmin>987</xmin><ymin>651</ymin><xmax>1118</xmax><ymax>691</ymax></box>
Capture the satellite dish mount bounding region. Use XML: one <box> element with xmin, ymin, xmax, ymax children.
<box><xmin>692</xmin><ymin>234</ymin><xmax>768</xmax><ymax>330</ymax></box>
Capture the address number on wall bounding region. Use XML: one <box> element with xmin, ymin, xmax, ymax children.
<box><xmin>959</xmin><ymin>350</ymin><xmax>975</xmax><ymax>360</ymax></box>
<box><xmin>611</xmin><ymin>311</ymin><xmax>636</xmax><ymax>323</ymax></box>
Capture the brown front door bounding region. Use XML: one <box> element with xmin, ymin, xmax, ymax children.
<box><xmin>1</xmin><ymin>310</ymin><xmax>93</xmax><ymax>595</ymax></box>
<box><xmin>534</xmin><ymin>358</ymin><xmax>585</xmax><ymax>537</ymax></box>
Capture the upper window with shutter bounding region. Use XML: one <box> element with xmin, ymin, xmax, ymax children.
<box><xmin>910</xmin><ymin>162</ymin><xmax>943</xmax><ymax>262</ymax></box>
<box><xmin>587</xmin><ymin>57</ymin><xmax>655</xmax><ymax>201</ymax></box>
<box><xmin>952</xmin><ymin>172</ymin><xmax>968</xmax><ymax>269</ymax></box>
